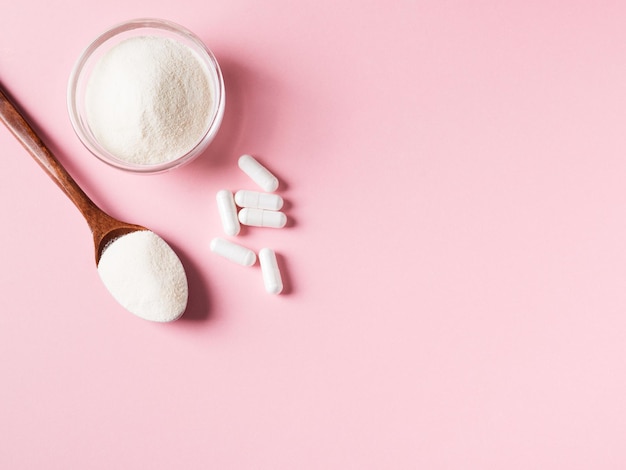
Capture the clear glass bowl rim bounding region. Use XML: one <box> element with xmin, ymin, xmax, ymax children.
<box><xmin>67</xmin><ymin>18</ymin><xmax>225</xmax><ymax>174</ymax></box>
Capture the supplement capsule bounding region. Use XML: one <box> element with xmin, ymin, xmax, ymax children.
<box><xmin>259</xmin><ymin>248</ymin><xmax>283</xmax><ymax>294</ymax></box>
<box><xmin>210</xmin><ymin>238</ymin><xmax>256</xmax><ymax>266</ymax></box>
<box><xmin>238</xmin><ymin>208</ymin><xmax>287</xmax><ymax>228</ymax></box>
<box><xmin>238</xmin><ymin>154</ymin><xmax>279</xmax><ymax>192</ymax></box>
<box><xmin>216</xmin><ymin>190</ymin><xmax>240</xmax><ymax>236</ymax></box>
<box><xmin>234</xmin><ymin>190</ymin><xmax>283</xmax><ymax>211</ymax></box>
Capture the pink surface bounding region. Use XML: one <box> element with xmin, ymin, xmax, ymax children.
<box><xmin>2</xmin><ymin>1</ymin><xmax>626</xmax><ymax>468</ymax></box>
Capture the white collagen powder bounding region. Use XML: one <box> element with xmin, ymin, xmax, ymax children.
<box><xmin>97</xmin><ymin>230</ymin><xmax>188</xmax><ymax>322</ymax></box>
<box><xmin>85</xmin><ymin>36</ymin><xmax>213</xmax><ymax>165</ymax></box>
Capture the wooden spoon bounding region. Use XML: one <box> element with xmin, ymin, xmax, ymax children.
<box><xmin>0</xmin><ymin>84</ymin><xmax>146</xmax><ymax>265</ymax></box>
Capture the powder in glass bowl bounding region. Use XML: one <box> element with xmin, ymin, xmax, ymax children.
<box><xmin>85</xmin><ymin>35</ymin><xmax>213</xmax><ymax>165</ymax></box>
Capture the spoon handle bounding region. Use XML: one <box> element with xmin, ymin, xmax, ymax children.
<box><xmin>0</xmin><ymin>84</ymin><xmax>104</xmax><ymax>222</ymax></box>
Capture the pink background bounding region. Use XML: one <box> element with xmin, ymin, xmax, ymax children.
<box><xmin>2</xmin><ymin>1</ymin><xmax>626</xmax><ymax>468</ymax></box>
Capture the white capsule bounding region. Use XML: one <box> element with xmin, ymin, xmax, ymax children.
<box><xmin>210</xmin><ymin>238</ymin><xmax>256</xmax><ymax>266</ymax></box>
<box><xmin>259</xmin><ymin>248</ymin><xmax>283</xmax><ymax>294</ymax></box>
<box><xmin>234</xmin><ymin>190</ymin><xmax>284</xmax><ymax>211</ymax></box>
<box><xmin>238</xmin><ymin>208</ymin><xmax>287</xmax><ymax>228</ymax></box>
<box><xmin>238</xmin><ymin>154</ymin><xmax>279</xmax><ymax>192</ymax></box>
<box><xmin>216</xmin><ymin>190</ymin><xmax>240</xmax><ymax>236</ymax></box>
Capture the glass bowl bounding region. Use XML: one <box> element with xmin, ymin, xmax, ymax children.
<box><xmin>67</xmin><ymin>18</ymin><xmax>225</xmax><ymax>174</ymax></box>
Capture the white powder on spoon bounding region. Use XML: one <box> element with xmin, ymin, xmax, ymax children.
<box><xmin>97</xmin><ymin>230</ymin><xmax>188</xmax><ymax>322</ymax></box>
<box><xmin>85</xmin><ymin>36</ymin><xmax>213</xmax><ymax>165</ymax></box>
